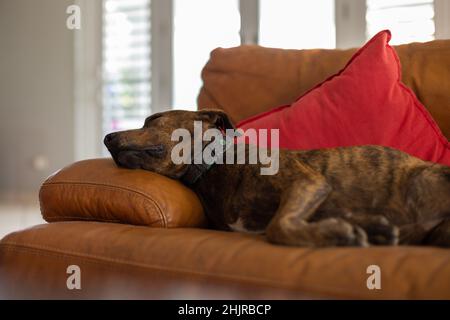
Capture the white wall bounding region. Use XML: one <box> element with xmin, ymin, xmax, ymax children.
<box><xmin>0</xmin><ymin>0</ymin><xmax>75</xmax><ymax>194</ymax></box>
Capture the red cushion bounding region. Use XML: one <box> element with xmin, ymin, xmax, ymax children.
<box><xmin>237</xmin><ymin>31</ymin><xmax>450</xmax><ymax>166</ymax></box>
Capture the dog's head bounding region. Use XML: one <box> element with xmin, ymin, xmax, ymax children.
<box><xmin>104</xmin><ymin>109</ymin><xmax>234</xmax><ymax>179</ymax></box>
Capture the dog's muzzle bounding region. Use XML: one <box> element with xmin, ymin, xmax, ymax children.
<box><xmin>104</xmin><ymin>132</ymin><xmax>166</xmax><ymax>169</ymax></box>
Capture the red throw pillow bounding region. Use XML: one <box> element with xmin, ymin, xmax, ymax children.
<box><xmin>237</xmin><ymin>30</ymin><xmax>450</xmax><ymax>166</ymax></box>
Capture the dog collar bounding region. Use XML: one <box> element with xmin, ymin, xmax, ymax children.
<box><xmin>181</xmin><ymin>133</ymin><xmax>234</xmax><ymax>186</ymax></box>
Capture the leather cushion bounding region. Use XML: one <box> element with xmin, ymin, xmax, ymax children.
<box><xmin>2</xmin><ymin>222</ymin><xmax>450</xmax><ymax>299</ymax></box>
<box><xmin>39</xmin><ymin>159</ymin><xmax>206</xmax><ymax>228</ymax></box>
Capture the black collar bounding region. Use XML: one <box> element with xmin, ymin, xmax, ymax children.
<box><xmin>180</xmin><ymin>133</ymin><xmax>234</xmax><ymax>186</ymax></box>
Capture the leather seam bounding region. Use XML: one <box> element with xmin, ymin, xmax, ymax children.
<box><xmin>0</xmin><ymin>243</ymin><xmax>376</xmax><ymax>299</ymax></box>
<box><xmin>44</xmin><ymin>216</ymin><xmax>123</xmax><ymax>223</ymax></box>
<box><xmin>40</xmin><ymin>182</ymin><xmax>167</xmax><ymax>227</ymax></box>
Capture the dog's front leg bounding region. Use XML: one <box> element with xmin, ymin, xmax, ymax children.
<box><xmin>266</xmin><ymin>175</ymin><xmax>368</xmax><ymax>248</ymax></box>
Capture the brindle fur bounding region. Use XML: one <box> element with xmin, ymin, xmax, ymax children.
<box><xmin>104</xmin><ymin>110</ymin><xmax>450</xmax><ymax>248</ymax></box>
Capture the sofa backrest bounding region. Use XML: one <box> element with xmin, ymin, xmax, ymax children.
<box><xmin>198</xmin><ymin>40</ymin><xmax>450</xmax><ymax>140</ymax></box>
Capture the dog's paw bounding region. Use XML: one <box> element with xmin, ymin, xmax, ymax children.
<box><xmin>319</xmin><ymin>218</ymin><xmax>369</xmax><ymax>247</ymax></box>
<box><xmin>363</xmin><ymin>216</ymin><xmax>399</xmax><ymax>246</ymax></box>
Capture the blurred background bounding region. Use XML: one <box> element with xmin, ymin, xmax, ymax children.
<box><xmin>0</xmin><ymin>0</ymin><xmax>449</xmax><ymax>236</ymax></box>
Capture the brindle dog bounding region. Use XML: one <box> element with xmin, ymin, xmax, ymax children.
<box><xmin>104</xmin><ymin>110</ymin><xmax>450</xmax><ymax>247</ymax></box>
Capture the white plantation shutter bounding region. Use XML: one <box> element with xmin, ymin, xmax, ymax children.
<box><xmin>366</xmin><ymin>0</ymin><xmax>435</xmax><ymax>44</ymax></box>
<box><xmin>102</xmin><ymin>0</ymin><xmax>152</xmax><ymax>137</ymax></box>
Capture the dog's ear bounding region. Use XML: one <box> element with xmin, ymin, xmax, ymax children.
<box><xmin>197</xmin><ymin>109</ymin><xmax>235</xmax><ymax>130</ymax></box>
<box><xmin>143</xmin><ymin>112</ymin><xmax>163</xmax><ymax>127</ymax></box>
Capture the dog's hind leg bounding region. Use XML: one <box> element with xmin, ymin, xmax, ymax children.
<box><xmin>401</xmin><ymin>164</ymin><xmax>450</xmax><ymax>246</ymax></box>
<box><xmin>340</xmin><ymin>214</ymin><xmax>399</xmax><ymax>246</ymax></box>
<box><xmin>265</xmin><ymin>167</ymin><xmax>368</xmax><ymax>247</ymax></box>
<box><xmin>407</xmin><ymin>164</ymin><xmax>450</xmax><ymax>222</ymax></box>
<box><xmin>423</xmin><ymin>219</ymin><xmax>450</xmax><ymax>247</ymax></box>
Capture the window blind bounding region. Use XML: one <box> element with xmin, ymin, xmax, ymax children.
<box><xmin>102</xmin><ymin>0</ymin><xmax>152</xmax><ymax>137</ymax></box>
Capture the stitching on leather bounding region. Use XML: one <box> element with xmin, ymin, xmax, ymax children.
<box><xmin>40</xmin><ymin>182</ymin><xmax>167</xmax><ymax>227</ymax></box>
<box><xmin>44</xmin><ymin>216</ymin><xmax>123</xmax><ymax>223</ymax></box>
<box><xmin>0</xmin><ymin>243</ymin><xmax>383</xmax><ymax>299</ymax></box>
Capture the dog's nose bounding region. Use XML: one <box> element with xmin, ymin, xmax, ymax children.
<box><xmin>104</xmin><ymin>132</ymin><xmax>119</xmax><ymax>148</ymax></box>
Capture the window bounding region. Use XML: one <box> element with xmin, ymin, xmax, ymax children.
<box><xmin>102</xmin><ymin>0</ymin><xmax>152</xmax><ymax>137</ymax></box>
<box><xmin>366</xmin><ymin>0</ymin><xmax>435</xmax><ymax>44</ymax></box>
<box><xmin>173</xmin><ymin>0</ymin><xmax>240</xmax><ymax>109</ymax></box>
<box><xmin>259</xmin><ymin>0</ymin><xmax>336</xmax><ymax>49</ymax></box>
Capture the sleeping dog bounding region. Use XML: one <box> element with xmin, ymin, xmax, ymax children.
<box><xmin>104</xmin><ymin>109</ymin><xmax>450</xmax><ymax>247</ymax></box>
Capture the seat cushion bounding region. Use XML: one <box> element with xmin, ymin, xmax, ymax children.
<box><xmin>1</xmin><ymin>222</ymin><xmax>450</xmax><ymax>299</ymax></box>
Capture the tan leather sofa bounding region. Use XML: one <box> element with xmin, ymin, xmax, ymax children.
<box><xmin>1</xmin><ymin>40</ymin><xmax>450</xmax><ymax>299</ymax></box>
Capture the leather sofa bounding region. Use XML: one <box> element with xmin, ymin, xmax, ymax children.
<box><xmin>1</xmin><ymin>40</ymin><xmax>450</xmax><ymax>299</ymax></box>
